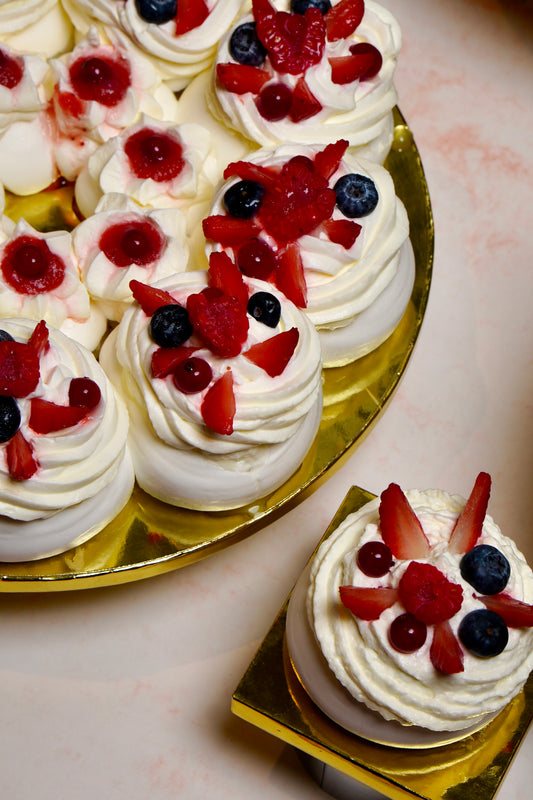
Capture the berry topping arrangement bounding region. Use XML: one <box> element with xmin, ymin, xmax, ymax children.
<box><xmin>340</xmin><ymin>473</ymin><xmax>533</xmax><ymax>674</ymax></box>
<box><xmin>203</xmin><ymin>139</ymin><xmax>368</xmax><ymax>307</ymax></box>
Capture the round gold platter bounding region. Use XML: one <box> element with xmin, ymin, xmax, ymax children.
<box><xmin>0</xmin><ymin>109</ymin><xmax>433</xmax><ymax>591</ymax></box>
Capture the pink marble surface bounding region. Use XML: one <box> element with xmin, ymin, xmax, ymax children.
<box><xmin>1</xmin><ymin>1</ymin><xmax>533</xmax><ymax>797</ymax></box>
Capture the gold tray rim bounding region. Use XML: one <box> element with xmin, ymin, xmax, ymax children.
<box><xmin>0</xmin><ymin>108</ymin><xmax>434</xmax><ymax>592</ymax></box>
<box><xmin>231</xmin><ymin>485</ymin><xmax>533</xmax><ymax>800</ymax></box>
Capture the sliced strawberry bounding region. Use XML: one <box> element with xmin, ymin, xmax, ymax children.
<box><xmin>208</xmin><ymin>251</ymin><xmax>248</xmax><ymax>307</ymax></box>
<box><xmin>27</xmin><ymin>320</ymin><xmax>49</xmax><ymax>358</ymax></box>
<box><xmin>201</xmin><ymin>370</ymin><xmax>235</xmax><ymax>435</ymax></box>
<box><xmin>289</xmin><ymin>77</ymin><xmax>322</xmax><ymax>122</ymax></box>
<box><xmin>151</xmin><ymin>346</ymin><xmax>199</xmax><ymax>379</ymax></box>
<box><xmin>322</xmin><ymin>219</ymin><xmax>361</xmax><ymax>249</ymax></box>
<box><xmin>254</xmin><ymin>0</ymin><xmax>326</xmax><ymax>75</ymax></box>
<box><xmin>216</xmin><ymin>63</ymin><xmax>271</xmax><ymax>94</ymax></box>
<box><xmin>0</xmin><ymin>339</ymin><xmax>40</xmax><ymax>398</ymax></box>
<box><xmin>448</xmin><ymin>472</ymin><xmax>492</xmax><ymax>554</ymax></box>
<box><xmin>202</xmin><ymin>215</ymin><xmax>260</xmax><ymax>248</ymax></box>
<box><xmin>29</xmin><ymin>398</ymin><xmax>87</xmax><ymax>434</ymax></box>
<box><xmin>187</xmin><ymin>291</ymin><xmax>249</xmax><ymax>357</ymax></box>
<box><xmin>273</xmin><ymin>243</ymin><xmax>307</xmax><ymax>308</ymax></box>
<box><xmin>313</xmin><ymin>139</ymin><xmax>349</xmax><ymax>180</ymax></box>
<box><xmin>378</xmin><ymin>483</ymin><xmax>431</xmax><ymax>559</ymax></box>
<box><xmin>329</xmin><ymin>43</ymin><xmax>383</xmax><ymax>85</ymax></box>
<box><xmin>339</xmin><ymin>585</ymin><xmax>398</xmax><ymax>621</ymax></box>
<box><xmin>6</xmin><ymin>430</ymin><xmax>38</xmax><ymax>480</ymax></box>
<box><xmin>244</xmin><ymin>328</ymin><xmax>299</xmax><ymax>377</ymax></box>
<box><xmin>129</xmin><ymin>280</ymin><xmax>177</xmax><ymax>316</ymax></box>
<box><xmin>223</xmin><ymin>160</ymin><xmax>278</xmax><ymax>190</ymax></box>
<box><xmin>430</xmin><ymin>620</ymin><xmax>464</xmax><ymax>675</ymax></box>
<box><xmin>399</xmin><ymin>562</ymin><xmax>463</xmax><ymax>625</ymax></box>
<box><xmin>477</xmin><ymin>593</ymin><xmax>533</xmax><ymax>628</ymax></box>
<box><xmin>325</xmin><ymin>0</ymin><xmax>365</xmax><ymax>42</ymax></box>
<box><xmin>174</xmin><ymin>0</ymin><xmax>209</xmax><ymax>35</ymax></box>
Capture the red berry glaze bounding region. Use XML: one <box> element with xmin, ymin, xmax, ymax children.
<box><xmin>99</xmin><ymin>219</ymin><xmax>165</xmax><ymax>267</ymax></box>
<box><xmin>1</xmin><ymin>235</ymin><xmax>65</xmax><ymax>295</ymax></box>
<box><xmin>399</xmin><ymin>562</ymin><xmax>463</xmax><ymax>625</ymax></box>
<box><xmin>173</xmin><ymin>357</ymin><xmax>212</xmax><ymax>394</ymax></box>
<box><xmin>69</xmin><ymin>55</ymin><xmax>130</xmax><ymax>107</ymax></box>
<box><xmin>388</xmin><ymin>612</ymin><xmax>427</xmax><ymax>653</ymax></box>
<box><xmin>69</xmin><ymin>377</ymin><xmax>101</xmax><ymax>409</ymax></box>
<box><xmin>0</xmin><ymin>48</ymin><xmax>23</xmax><ymax>89</ymax></box>
<box><xmin>356</xmin><ymin>541</ymin><xmax>393</xmax><ymax>577</ymax></box>
<box><xmin>124</xmin><ymin>128</ymin><xmax>185</xmax><ymax>182</ymax></box>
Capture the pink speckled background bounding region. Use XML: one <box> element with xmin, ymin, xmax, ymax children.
<box><xmin>1</xmin><ymin>1</ymin><xmax>532</xmax><ymax>798</ymax></box>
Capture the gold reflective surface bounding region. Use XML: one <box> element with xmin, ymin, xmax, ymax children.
<box><xmin>231</xmin><ymin>486</ymin><xmax>533</xmax><ymax>800</ymax></box>
<box><xmin>0</xmin><ymin>108</ymin><xmax>433</xmax><ymax>591</ymax></box>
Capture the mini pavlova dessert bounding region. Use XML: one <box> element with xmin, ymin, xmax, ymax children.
<box><xmin>99</xmin><ymin>255</ymin><xmax>323</xmax><ymax>510</ymax></box>
<box><xmin>292</xmin><ymin>473</ymin><xmax>533</xmax><ymax>734</ymax></box>
<box><xmin>0</xmin><ymin>318</ymin><xmax>134</xmax><ymax>561</ymax></box>
<box><xmin>60</xmin><ymin>0</ymin><xmax>246</xmax><ymax>91</ymax></box>
<box><xmin>0</xmin><ymin>218</ymin><xmax>107</xmax><ymax>351</ymax></box>
<box><xmin>205</xmin><ymin>0</ymin><xmax>401</xmax><ymax>162</ymax></box>
<box><xmin>203</xmin><ymin>139</ymin><xmax>413</xmax><ymax>366</ymax></box>
<box><xmin>72</xmin><ymin>193</ymin><xmax>189</xmax><ymax>323</ymax></box>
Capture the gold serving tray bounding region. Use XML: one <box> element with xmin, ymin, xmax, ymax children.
<box><xmin>0</xmin><ymin>109</ymin><xmax>433</xmax><ymax>592</ymax></box>
<box><xmin>232</xmin><ymin>486</ymin><xmax>533</xmax><ymax>800</ymax></box>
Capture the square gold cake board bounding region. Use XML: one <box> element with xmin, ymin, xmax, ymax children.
<box><xmin>231</xmin><ymin>487</ymin><xmax>533</xmax><ymax>800</ymax></box>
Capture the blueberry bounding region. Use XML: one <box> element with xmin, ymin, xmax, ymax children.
<box><xmin>134</xmin><ymin>0</ymin><xmax>177</xmax><ymax>24</ymax></box>
<box><xmin>0</xmin><ymin>329</ymin><xmax>14</xmax><ymax>342</ymax></box>
<box><xmin>334</xmin><ymin>173</ymin><xmax>379</xmax><ymax>218</ymax></box>
<box><xmin>247</xmin><ymin>292</ymin><xmax>281</xmax><ymax>328</ymax></box>
<box><xmin>229</xmin><ymin>22</ymin><xmax>267</xmax><ymax>67</ymax></box>
<box><xmin>460</xmin><ymin>545</ymin><xmax>511</xmax><ymax>595</ymax></box>
<box><xmin>223</xmin><ymin>180</ymin><xmax>265</xmax><ymax>220</ymax></box>
<box><xmin>290</xmin><ymin>0</ymin><xmax>332</xmax><ymax>14</ymax></box>
<box><xmin>150</xmin><ymin>304</ymin><xmax>193</xmax><ymax>347</ymax></box>
<box><xmin>458</xmin><ymin>609</ymin><xmax>508</xmax><ymax>657</ymax></box>
<box><xmin>0</xmin><ymin>396</ymin><xmax>20</xmax><ymax>443</ymax></box>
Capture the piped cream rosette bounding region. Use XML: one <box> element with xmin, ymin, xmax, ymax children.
<box><xmin>0</xmin><ymin>318</ymin><xmax>134</xmax><ymax>561</ymax></box>
<box><xmin>72</xmin><ymin>193</ymin><xmax>190</xmax><ymax>322</ymax></box>
<box><xmin>207</xmin><ymin>0</ymin><xmax>401</xmax><ymax>162</ymax></box>
<box><xmin>205</xmin><ymin>142</ymin><xmax>413</xmax><ymax>367</ymax></box>
<box><xmin>305</xmin><ymin>488</ymin><xmax>533</xmax><ymax>732</ymax></box>
<box><xmin>0</xmin><ymin>0</ymin><xmax>73</xmax><ymax>59</ymax></box>
<box><xmin>99</xmin><ymin>271</ymin><xmax>323</xmax><ymax>511</ymax></box>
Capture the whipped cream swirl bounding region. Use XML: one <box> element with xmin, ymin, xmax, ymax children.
<box><xmin>308</xmin><ymin>488</ymin><xmax>533</xmax><ymax>731</ymax></box>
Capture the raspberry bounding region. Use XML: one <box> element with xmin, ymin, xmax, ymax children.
<box><xmin>0</xmin><ymin>339</ymin><xmax>40</xmax><ymax>398</ymax></box>
<box><xmin>187</xmin><ymin>291</ymin><xmax>249</xmax><ymax>358</ymax></box>
<box><xmin>258</xmin><ymin>157</ymin><xmax>335</xmax><ymax>243</ymax></box>
<box><xmin>399</xmin><ymin>562</ymin><xmax>463</xmax><ymax>625</ymax></box>
<box><xmin>254</xmin><ymin>0</ymin><xmax>326</xmax><ymax>75</ymax></box>
<box><xmin>325</xmin><ymin>0</ymin><xmax>364</xmax><ymax>42</ymax></box>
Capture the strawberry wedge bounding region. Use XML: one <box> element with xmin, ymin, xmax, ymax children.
<box><xmin>339</xmin><ymin>585</ymin><xmax>398</xmax><ymax>621</ymax></box>
<box><xmin>6</xmin><ymin>430</ymin><xmax>39</xmax><ymax>480</ymax></box>
<box><xmin>430</xmin><ymin>620</ymin><xmax>464</xmax><ymax>674</ymax></box>
<box><xmin>208</xmin><ymin>251</ymin><xmax>248</xmax><ymax>307</ymax></box>
<box><xmin>130</xmin><ymin>280</ymin><xmax>177</xmax><ymax>316</ymax></box>
<box><xmin>201</xmin><ymin>370</ymin><xmax>235</xmax><ymax>435</ymax></box>
<box><xmin>378</xmin><ymin>483</ymin><xmax>431</xmax><ymax>559</ymax></box>
<box><xmin>477</xmin><ymin>593</ymin><xmax>533</xmax><ymax>628</ymax></box>
<box><xmin>448</xmin><ymin>472</ymin><xmax>492</xmax><ymax>554</ymax></box>
<box><xmin>244</xmin><ymin>328</ymin><xmax>299</xmax><ymax>377</ymax></box>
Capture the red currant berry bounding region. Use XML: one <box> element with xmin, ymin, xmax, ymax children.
<box><xmin>68</xmin><ymin>377</ymin><xmax>101</xmax><ymax>409</ymax></box>
<box><xmin>356</xmin><ymin>541</ymin><xmax>393</xmax><ymax>577</ymax></box>
<box><xmin>388</xmin><ymin>613</ymin><xmax>427</xmax><ymax>654</ymax></box>
<box><xmin>236</xmin><ymin>238</ymin><xmax>277</xmax><ymax>279</ymax></box>
<box><xmin>255</xmin><ymin>83</ymin><xmax>292</xmax><ymax>121</ymax></box>
<box><xmin>173</xmin><ymin>358</ymin><xmax>213</xmax><ymax>394</ymax></box>
<box><xmin>0</xmin><ymin>48</ymin><xmax>23</xmax><ymax>89</ymax></box>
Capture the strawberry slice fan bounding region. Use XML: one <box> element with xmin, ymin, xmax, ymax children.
<box><xmin>340</xmin><ymin>472</ymin><xmax>533</xmax><ymax>674</ymax></box>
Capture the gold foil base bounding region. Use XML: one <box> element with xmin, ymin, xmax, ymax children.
<box><xmin>232</xmin><ymin>486</ymin><xmax>533</xmax><ymax>800</ymax></box>
<box><xmin>0</xmin><ymin>109</ymin><xmax>434</xmax><ymax>591</ymax></box>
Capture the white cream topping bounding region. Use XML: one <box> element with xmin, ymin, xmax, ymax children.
<box><xmin>0</xmin><ymin>218</ymin><xmax>106</xmax><ymax>351</ymax></box>
<box><xmin>61</xmin><ymin>0</ymin><xmax>246</xmax><ymax>91</ymax></box>
<box><xmin>0</xmin><ymin>318</ymin><xmax>132</xmax><ymax>523</ymax></box>
<box><xmin>0</xmin><ymin>0</ymin><xmax>73</xmax><ymax>58</ymax></box>
<box><xmin>49</xmin><ymin>27</ymin><xmax>181</xmax><ymax>180</ymax></box>
<box><xmin>206</xmin><ymin>143</ymin><xmax>411</xmax><ymax>366</ymax></box>
<box><xmin>72</xmin><ymin>193</ymin><xmax>189</xmax><ymax>322</ymax></box>
<box><xmin>74</xmin><ymin>115</ymin><xmax>219</xmax><ymax>232</ymax></box>
<box><xmin>99</xmin><ymin>271</ymin><xmax>323</xmax><ymax>509</ymax></box>
<box><xmin>307</xmin><ymin>488</ymin><xmax>533</xmax><ymax>731</ymax></box>
<box><xmin>210</xmin><ymin>0</ymin><xmax>401</xmax><ymax>161</ymax></box>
